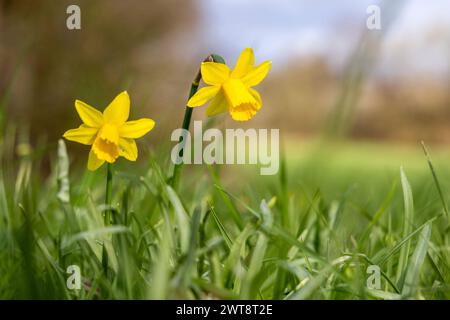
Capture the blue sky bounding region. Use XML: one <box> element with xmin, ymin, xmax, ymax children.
<box><xmin>197</xmin><ymin>0</ymin><xmax>450</xmax><ymax>77</ymax></box>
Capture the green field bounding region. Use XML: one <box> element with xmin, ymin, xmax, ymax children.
<box><xmin>1</xmin><ymin>136</ymin><xmax>449</xmax><ymax>299</ymax></box>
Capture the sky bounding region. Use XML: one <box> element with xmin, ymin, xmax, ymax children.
<box><xmin>198</xmin><ymin>0</ymin><xmax>450</xmax><ymax>78</ymax></box>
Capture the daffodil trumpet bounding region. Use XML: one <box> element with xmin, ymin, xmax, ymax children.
<box><xmin>63</xmin><ymin>91</ymin><xmax>155</xmax><ymax>275</ymax></box>
<box><xmin>169</xmin><ymin>54</ymin><xmax>226</xmax><ymax>190</ymax></box>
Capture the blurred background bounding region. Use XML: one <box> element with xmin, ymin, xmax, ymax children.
<box><xmin>1</xmin><ymin>0</ymin><xmax>450</xmax><ymax>164</ymax></box>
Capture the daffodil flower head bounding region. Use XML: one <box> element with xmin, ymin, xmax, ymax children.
<box><xmin>63</xmin><ymin>91</ymin><xmax>155</xmax><ymax>171</ymax></box>
<box><xmin>187</xmin><ymin>48</ymin><xmax>271</xmax><ymax>121</ymax></box>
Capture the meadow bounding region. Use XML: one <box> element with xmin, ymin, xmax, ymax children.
<box><xmin>1</xmin><ymin>127</ymin><xmax>449</xmax><ymax>299</ymax></box>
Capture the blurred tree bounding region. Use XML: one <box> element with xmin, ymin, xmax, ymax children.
<box><xmin>0</xmin><ymin>0</ymin><xmax>199</xmax><ymax>145</ymax></box>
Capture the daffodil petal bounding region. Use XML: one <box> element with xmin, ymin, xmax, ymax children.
<box><xmin>241</xmin><ymin>61</ymin><xmax>272</xmax><ymax>87</ymax></box>
<box><xmin>87</xmin><ymin>148</ymin><xmax>105</xmax><ymax>171</ymax></box>
<box><xmin>201</xmin><ymin>62</ymin><xmax>230</xmax><ymax>85</ymax></box>
<box><xmin>75</xmin><ymin>100</ymin><xmax>103</xmax><ymax>127</ymax></box>
<box><xmin>206</xmin><ymin>92</ymin><xmax>227</xmax><ymax>117</ymax></box>
<box><xmin>103</xmin><ymin>91</ymin><xmax>130</xmax><ymax>126</ymax></box>
<box><xmin>63</xmin><ymin>125</ymin><xmax>98</xmax><ymax>145</ymax></box>
<box><xmin>187</xmin><ymin>85</ymin><xmax>220</xmax><ymax>107</ymax></box>
<box><xmin>248</xmin><ymin>88</ymin><xmax>262</xmax><ymax>108</ymax></box>
<box><xmin>231</xmin><ymin>48</ymin><xmax>254</xmax><ymax>78</ymax></box>
<box><xmin>119</xmin><ymin>138</ymin><xmax>138</xmax><ymax>161</ymax></box>
<box><xmin>119</xmin><ymin>118</ymin><xmax>155</xmax><ymax>139</ymax></box>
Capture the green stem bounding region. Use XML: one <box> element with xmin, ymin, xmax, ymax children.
<box><xmin>170</xmin><ymin>54</ymin><xmax>225</xmax><ymax>190</ymax></box>
<box><xmin>102</xmin><ymin>163</ymin><xmax>113</xmax><ymax>276</ymax></box>
<box><xmin>170</xmin><ymin>75</ymin><xmax>200</xmax><ymax>190</ymax></box>
<box><xmin>105</xmin><ymin>163</ymin><xmax>113</xmax><ymax>225</ymax></box>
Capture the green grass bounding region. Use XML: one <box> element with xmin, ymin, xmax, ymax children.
<box><xmin>0</xmin><ymin>133</ymin><xmax>449</xmax><ymax>300</ymax></box>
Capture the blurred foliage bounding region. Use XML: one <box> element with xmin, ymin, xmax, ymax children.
<box><xmin>0</xmin><ymin>0</ymin><xmax>200</xmax><ymax>148</ymax></box>
<box><xmin>1</xmin><ymin>0</ymin><xmax>450</xmax><ymax>150</ymax></box>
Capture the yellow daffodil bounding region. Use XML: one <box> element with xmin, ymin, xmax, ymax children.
<box><xmin>63</xmin><ymin>91</ymin><xmax>155</xmax><ymax>171</ymax></box>
<box><xmin>187</xmin><ymin>48</ymin><xmax>271</xmax><ymax>121</ymax></box>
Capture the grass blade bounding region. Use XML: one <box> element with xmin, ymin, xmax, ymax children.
<box><xmin>401</xmin><ymin>222</ymin><xmax>432</xmax><ymax>298</ymax></box>
<box><xmin>421</xmin><ymin>141</ymin><xmax>450</xmax><ymax>220</ymax></box>
<box><xmin>396</xmin><ymin>167</ymin><xmax>414</xmax><ymax>286</ymax></box>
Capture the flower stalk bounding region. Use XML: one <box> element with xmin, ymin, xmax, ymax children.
<box><xmin>170</xmin><ymin>54</ymin><xmax>225</xmax><ymax>190</ymax></box>
<box><xmin>102</xmin><ymin>163</ymin><xmax>113</xmax><ymax>275</ymax></box>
